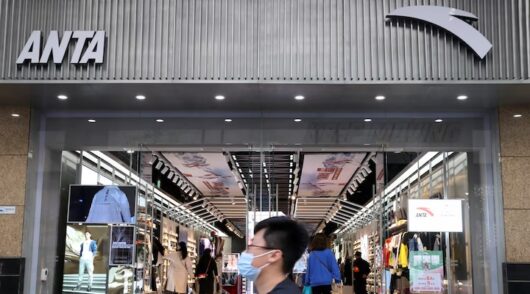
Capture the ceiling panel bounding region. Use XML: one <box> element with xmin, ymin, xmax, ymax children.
<box><xmin>163</xmin><ymin>152</ymin><xmax>244</xmax><ymax>197</ymax></box>
<box><xmin>298</xmin><ymin>153</ymin><xmax>366</xmax><ymax>197</ymax></box>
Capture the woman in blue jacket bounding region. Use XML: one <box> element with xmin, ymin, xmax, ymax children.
<box><xmin>305</xmin><ymin>234</ymin><xmax>342</xmax><ymax>294</ymax></box>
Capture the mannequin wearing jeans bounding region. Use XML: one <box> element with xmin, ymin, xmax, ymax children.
<box><xmin>74</xmin><ymin>231</ymin><xmax>97</xmax><ymax>292</ymax></box>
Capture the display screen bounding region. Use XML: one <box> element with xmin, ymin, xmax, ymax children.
<box><xmin>110</xmin><ymin>226</ymin><xmax>135</xmax><ymax>265</ymax></box>
<box><xmin>62</xmin><ymin>225</ymin><xmax>109</xmax><ymax>294</ymax></box>
<box><xmin>107</xmin><ymin>266</ymin><xmax>134</xmax><ymax>294</ymax></box>
<box><xmin>68</xmin><ymin>185</ymin><xmax>137</xmax><ymax>224</ymax></box>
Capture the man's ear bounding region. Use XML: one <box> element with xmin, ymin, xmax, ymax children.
<box><xmin>268</xmin><ymin>250</ymin><xmax>283</xmax><ymax>263</ymax></box>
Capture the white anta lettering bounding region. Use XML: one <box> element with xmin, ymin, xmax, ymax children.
<box><xmin>16</xmin><ymin>31</ymin><xmax>41</xmax><ymax>64</ymax></box>
<box><xmin>16</xmin><ymin>30</ymin><xmax>106</xmax><ymax>65</ymax></box>
<box><xmin>39</xmin><ymin>31</ymin><xmax>72</xmax><ymax>64</ymax></box>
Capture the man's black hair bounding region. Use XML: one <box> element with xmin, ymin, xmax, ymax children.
<box><xmin>254</xmin><ymin>216</ymin><xmax>309</xmax><ymax>274</ymax></box>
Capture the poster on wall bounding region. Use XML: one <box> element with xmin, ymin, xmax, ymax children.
<box><xmin>222</xmin><ymin>254</ymin><xmax>239</xmax><ymax>273</ymax></box>
<box><xmin>110</xmin><ymin>226</ymin><xmax>135</xmax><ymax>265</ymax></box>
<box><xmin>298</xmin><ymin>153</ymin><xmax>365</xmax><ymax>197</ymax></box>
<box><xmin>62</xmin><ymin>225</ymin><xmax>109</xmax><ymax>294</ymax></box>
<box><xmin>68</xmin><ymin>185</ymin><xmax>137</xmax><ymax>224</ymax></box>
<box><xmin>408</xmin><ymin>199</ymin><xmax>463</xmax><ymax>232</ymax></box>
<box><xmin>293</xmin><ymin>251</ymin><xmax>309</xmax><ymax>273</ymax></box>
<box><xmin>107</xmin><ymin>266</ymin><xmax>134</xmax><ymax>294</ymax></box>
<box><xmin>409</xmin><ymin>251</ymin><xmax>444</xmax><ymax>293</ymax></box>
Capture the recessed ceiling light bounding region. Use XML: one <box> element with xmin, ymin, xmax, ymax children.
<box><xmin>156</xmin><ymin>119</ymin><xmax>164</xmax><ymax>123</ymax></box>
<box><xmin>294</xmin><ymin>95</ymin><xmax>305</xmax><ymax>100</ymax></box>
<box><xmin>375</xmin><ymin>95</ymin><xmax>386</xmax><ymax>101</ymax></box>
<box><xmin>513</xmin><ymin>114</ymin><xmax>523</xmax><ymax>118</ymax></box>
<box><xmin>88</xmin><ymin>119</ymin><xmax>96</xmax><ymax>123</ymax></box>
<box><xmin>294</xmin><ymin>118</ymin><xmax>302</xmax><ymax>122</ymax></box>
<box><xmin>457</xmin><ymin>95</ymin><xmax>468</xmax><ymax>101</ymax></box>
<box><xmin>364</xmin><ymin>118</ymin><xmax>372</xmax><ymax>122</ymax></box>
<box><xmin>57</xmin><ymin>94</ymin><xmax>68</xmax><ymax>100</ymax></box>
<box><xmin>435</xmin><ymin>119</ymin><xmax>443</xmax><ymax>123</ymax></box>
<box><xmin>136</xmin><ymin>95</ymin><xmax>146</xmax><ymax>100</ymax></box>
<box><xmin>11</xmin><ymin>113</ymin><xmax>20</xmax><ymax>118</ymax></box>
<box><xmin>215</xmin><ymin>95</ymin><xmax>225</xmax><ymax>100</ymax></box>
<box><xmin>225</xmin><ymin>118</ymin><xmax>232</xmax><ymax>122</ymax></box>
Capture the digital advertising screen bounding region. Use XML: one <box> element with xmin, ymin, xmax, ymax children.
<box><xmin>68</xmin><ymin>185</ymin><xmax>137</xmax><ymax>224</ymax></box>
<box><xmin>107</xmin><ymin>266</ymin><xmax>134</xmax><ymax>294</ymax></box>
<box><xmin>110</xmin><ymin>226</ymin><xmax>135</xmax><ymax>266</ymax></box>
<box><xmin>62</xmin><ymin>225</ymin><xmax>109</xmax><ymax>294</ymax></box>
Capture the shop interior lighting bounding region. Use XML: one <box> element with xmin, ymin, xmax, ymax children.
<box><xmin>225</xmin><ymin>119</ymin><xmax>232</xmax><ymax>122</ymax></box>
<box><xmin>294</xmin><ymin>95</ymin><xmax>305</xmax><ymax>100</ymax></box>
<box><xmin>126</xmin><ymin>149</ymin><xmax>134</xmax><ymax>154</ymax></box>
<box><xmin>172</xmin><ymin>176</ymin><xmax>179</xmax><ymax>184</ymax></box>
<box><xmin>294</xmin><ymin>118</ymin><xmax>302</xmax><ymax>122</ymax></box>
<box><xmin>215</xmin><ymin>95</ymin><xmax>225</xmax><ymax>100</ymax></box>
<box><xmin>364</xmin><ymin>118</ymin><xmax>372</xmax><ymax>122</ymax></box>
<box><xmin>155</xmin><ymin>161</ymin><xmax>164</xmax><ymax>170</ymax></box>
<box><xmin>156</xmin><ymin>119</ymin><xmax>164</xmax><ymax>123</ymax></box>
<box><xmin>136</xmin><ymin>95</ymin><xmax>146</xmax><ymax>100</ymax></box>
<box><xmin>160</xmin><ymin>166</ymin><xmax>169</xmax><ymax>174</ymax></box>
<box><xmin>375</xmin><ymin>95</ymin><xmax>386</xmax><ymax>101</ymax></box>
<box><xmin>457</xmin><ymin>95</ymin><xmax>468</xmax><ymax>100</ymax></box>
<box><xmin>513</xmin><ymin>114</ymin><xmax>523</xmax><ymax>118</ymax></box>
<box><xmin>435</xmin><ymin>119</ymin><xmax>443</xmax><ymax>123</ymax></box>
<box><xmin>57</xmin><ymin>94</ymin><xmax>68</xmax><ymax>100</ymax></box>
<box><xmin>88</xmin><ymin>119</ymin><xmax>96</xmax><ymax>123</ymax></box>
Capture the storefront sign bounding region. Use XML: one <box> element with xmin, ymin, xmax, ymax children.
<box><xmin>409</xmin><ymin>251</ymin><xmax>444</xmax><ymax>293</ymax></box>
<box><xmin>0</xmin><ymin>206</ymin><xmax>16</xmax><ymax>214</ymax></box>
<box><xmin>408</xmin><ymin>199</ymin><xmax>463</xmax><ymax>232</ymax></box>
<box><xmin>16</xmin><ymin>30</ymin><xmax>105</xmax><ymax>64</ymax></box>
<box><xmin>387</xmin><ymin>6</ymin><xmax>492</xmax><ymax>58</ymax></box>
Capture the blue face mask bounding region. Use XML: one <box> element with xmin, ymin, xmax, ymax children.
<box><xmin>237</xmin><ymin>251</ymin><xmax>275</xmax><ymax>281</ymax></box>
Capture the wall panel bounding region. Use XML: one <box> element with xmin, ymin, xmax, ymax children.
<box><xmin>0</xmin><ymin>0</ymin><xmax>528</xmax><ymax>81</ymax></box>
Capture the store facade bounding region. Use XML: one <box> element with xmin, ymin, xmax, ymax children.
<box><xmin>0</xmin><ymin>0</ymin><xmax>529</xmax><ymax>294</ymax></box>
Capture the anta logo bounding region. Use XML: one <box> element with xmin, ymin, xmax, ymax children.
<box><xmin>415</xmin><ymin>207</ymin><xmax>434</xmax><ymax>217</ymax></box>
<box><xmin>387</xmin><ymin>6</ymin><xmax>492</xmax><ymax>59</ymax></box>
<box><xmin>16</xmin><ymin>31</ymin><xmax>105</xmax><ymax>65</ymax></box>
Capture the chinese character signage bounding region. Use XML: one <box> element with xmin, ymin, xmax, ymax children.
<box><xmin>409</xmin><ymin>251</ymin><xmax>444</xmax><ymax>293</ymax></box>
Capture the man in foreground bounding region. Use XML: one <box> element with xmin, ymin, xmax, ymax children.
<box><xmin>238</xmin><ymin>216</ymin><xmax>309</xmax><ymax>294</ymax></box>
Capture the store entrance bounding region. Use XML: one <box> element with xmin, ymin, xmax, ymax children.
<box><xmin>57</xmin><ymin>145</ymin><xmax>478</xmax><ymax>294</ymax></box>
<box><xmin>42</xmin><ymin>110</ymin><xmax>498</xmax><ymax>294</ymax></box>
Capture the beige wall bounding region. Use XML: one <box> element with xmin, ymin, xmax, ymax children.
<box><xmin>499</xmin><ymin>105</ymin><xmax>530</xmax><ymax>263</ymax></box>
<box><xmin>0</xmin><ymin>106</ymin><xmax>30</xmax><ymax>257</ymax></box>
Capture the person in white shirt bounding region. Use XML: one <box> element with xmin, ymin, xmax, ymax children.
<box><xmin>164</xmin><ymin>242</ymin><xmax>193</xmax><ymax>294</ymax></box>
<box><xmin>74</xmin><ymin>231</ymin><xmax>97</xmax><ymax>292</ymax></box>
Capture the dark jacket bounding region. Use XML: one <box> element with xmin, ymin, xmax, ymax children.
<box><xmin>353</xmin><ymin>257</ymin><xmax>370</xmax><ymax>280</ymax></box>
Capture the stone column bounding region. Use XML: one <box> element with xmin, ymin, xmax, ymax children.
<box><xmin>0</xmin><ymin>106</ymin><xmax>30</xmax><ymax>256</ymax></box>
<box><xmin>499</xmin><ymin>105</ymin><xmax>530</xmax><ymax>263</ymax></box>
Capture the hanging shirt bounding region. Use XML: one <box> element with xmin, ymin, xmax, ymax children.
<box><xmin>86</xmin><ymin>186</ymin><xmax>132</xmax><ymax>223</ymax></box>
<box><xmin>398</xmin><ymin>243</ymin><xmax>408</xmax><ymax>268</ymax></box>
